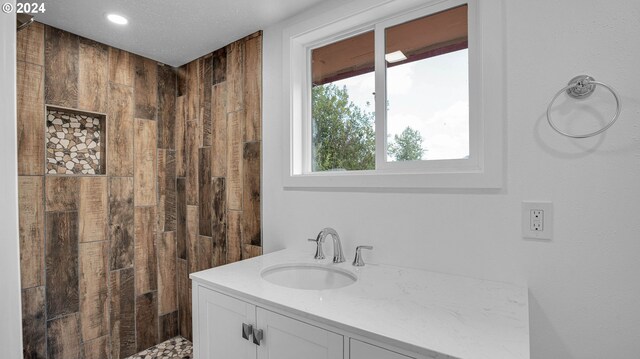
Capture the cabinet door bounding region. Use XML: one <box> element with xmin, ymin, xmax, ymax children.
<box><xmin>350</xmin><ymin>339</ymin><xmax>415</xmax><ymax>359</ymax></box>
<box><xmin>195</xmin><ymin>286</ymin><xmax>257</xmax><ymax>359</ymax></box>
<box><xmin>256</xmin><ymin>308</ymin><xmax>343</xmax><ymax>359</ymax></box>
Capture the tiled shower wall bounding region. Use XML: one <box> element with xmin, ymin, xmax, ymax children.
<box><xmin>173</xmin><ymin>30</ymin><xmax>263</xmax><ymax>341</ymax></box>
<box><xmin>16</xmin><ymin>22</ymin><xmax>262</xmax><ymax>359</ymax></box>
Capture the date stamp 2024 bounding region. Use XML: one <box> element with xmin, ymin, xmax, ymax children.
<box><xmin>3</xmin><ymin>2</ymin><xmax>46</xmax><ymax>14</ymax></box>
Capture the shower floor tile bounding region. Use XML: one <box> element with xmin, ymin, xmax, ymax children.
<box><xmin>126</xmin><ymin>336</ymin><xmax>193</xmax><ymax>359</ymax></box>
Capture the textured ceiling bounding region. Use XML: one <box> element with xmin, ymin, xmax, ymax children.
<box><xmin>30</xmin><ymin>0</ymin><xmax>326</xmax><ymax>66</ymax></box>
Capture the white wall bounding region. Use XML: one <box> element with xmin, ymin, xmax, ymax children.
<box><xmin>262</xmin><ymin>0</ymin><xmax>640</xmax><ymax>358</ymax></box>
<box><xmin>0</xmin><ymin>4</ymin><xmax>25</xmax><ymax>358</ymax></box>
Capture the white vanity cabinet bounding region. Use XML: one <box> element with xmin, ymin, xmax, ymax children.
<box><xmin>190</xmin><ymin>249</ymin><xmax>530</xmax><ymax>359</ymax></box>
<box><xmin>195</xmin><ymin>285</ymin><xmax>343</xmax><ymax>359</ymax></box>
<box><xmin>256</xmin><ymin>307</ymin><xmax>343</xmax><ymax>359</ymax></box>
<box><xmin>350</xmin><ymin>339</ymin><xmax>414</xmax><ymax>359</ymax></box>
<box><xmin>195</xmin><ymin>286</ymin><xmax>257</xmax><ymax>359</ymax></box>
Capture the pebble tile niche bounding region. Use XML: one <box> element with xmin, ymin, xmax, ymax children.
<box><xmin>45</xmin><ymin>107</ymin><xmax>105</xmax><ymax>175</ymax></box>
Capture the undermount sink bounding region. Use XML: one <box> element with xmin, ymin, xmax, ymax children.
<box><xmin>261</xmin><ymin>263</ymin><xmax>357</xmax><ymax>290</ymax></box>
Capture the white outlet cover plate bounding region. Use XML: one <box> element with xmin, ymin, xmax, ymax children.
<box><xmin>522</xmin><ymin>201</ymin><xmax>553</xmax><ymax>240</ymax></box>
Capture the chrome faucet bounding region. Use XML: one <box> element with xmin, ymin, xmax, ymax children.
<box><xmin>308</xmin><ymin>227</ymin><xmax>345</xmax><ymax>263</ymax></box>
<box><xmin>352</xmin><ymin>245</ymin><xmax>373</xmax><ymax>266</ymax></box>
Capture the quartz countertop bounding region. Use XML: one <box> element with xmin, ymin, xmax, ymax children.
<box><xmin>190</xmin><ymin>249</ymin><xmax>529</xmax><ymax>359</ymax></box>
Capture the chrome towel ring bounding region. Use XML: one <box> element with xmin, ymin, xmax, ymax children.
<box><xmin>546</xmin><ymin>75</ymin><xmax>621</xmax><ymax>138</ymax></box>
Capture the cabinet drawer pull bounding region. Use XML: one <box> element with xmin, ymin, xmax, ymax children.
<box><xmin>252</xmin><ymin>328</ymin><xmax>264</xmax><ymax>345</ymax></box>
<box><xmin>242</xmin><ymin>323</ymin><xmax>253</xmax><ymax>340</ymax></box>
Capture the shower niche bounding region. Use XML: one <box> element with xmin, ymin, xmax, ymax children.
<box><xmin>45</xmin><ymin>106</ymin><xmax>106</xmax><ymax>175</ymax></box>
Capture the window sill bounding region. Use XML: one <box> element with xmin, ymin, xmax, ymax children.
<box><xmin>283</xmin><ymin>169</ymin><xmax>502</xmax><ymax>190</ymax></box>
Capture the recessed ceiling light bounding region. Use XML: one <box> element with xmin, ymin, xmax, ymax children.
<box><xmin>385</xmin><ymin>50</ymin><xmax>407</xmax><ymax>63</ymax></box>
<box><xmin>107</xmin><ymin>14</ymin><xmax>128</xmax><ymax>25</ymax></box>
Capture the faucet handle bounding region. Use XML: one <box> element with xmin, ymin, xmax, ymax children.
<box><xmin>352</xmin><ymin>245</ymin><xmax>373</xmax><ymax>267</ymax></box>
<box><xmin>308</xmin><ymin>238</ymin><xmax>325</xmax><ymax>260</ymax></box>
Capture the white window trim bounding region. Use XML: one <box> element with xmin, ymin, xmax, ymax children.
<box><xmin>282</xmin><ymin>0</ymin><xmax>504</xmax><ymax>189</ymax></box>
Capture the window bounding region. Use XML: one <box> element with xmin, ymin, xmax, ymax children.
<box><xmin>384</xmin><ymin>6</ymin><xmax>469</xmax><ymax>164</ymax></box>
<box><xmin>311</xmin><ymin>31</ymin><xmax>375</xmax><ymax>172</ymax></box>
<box><xmin>284</xmin><ymin>0</ymin><xmax>504</xmax><ymax>188</ymax></box>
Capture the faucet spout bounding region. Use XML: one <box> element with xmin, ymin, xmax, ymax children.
<box><xmin>318</xmin><ymin>227</ymin><xmax>345</xmax><ymax>263</ymax></box>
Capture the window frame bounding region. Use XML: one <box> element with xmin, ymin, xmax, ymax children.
<box><xmin>302</xmin><ymin>26</ymin><xmax>376</xmax><ymax>174</ymax></box>
<box><xmin>283</xmin><ymin>0</ymin><xmax>504</xmax><ymax>189</ymax></box>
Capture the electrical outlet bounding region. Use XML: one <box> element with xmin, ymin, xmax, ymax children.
<box><xmin>530</xmin><ymin>210</ymin><xmax>543</xmax><ymax>231</ymax></box>
<box><xmin>522</xmin><ymin>202</ymin><xmax>553</xmax><ymax>240</ymax></box>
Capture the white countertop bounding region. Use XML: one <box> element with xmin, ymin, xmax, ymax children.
<box><xmin>190</xmin><ymin>249</ymin><xmax>530</xmax><ymax>359</ymax></box>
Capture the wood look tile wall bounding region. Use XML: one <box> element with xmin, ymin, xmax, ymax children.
<box><xmin>17</xmin><ymin>60</ymin><xmax>44</xmax><ymax>175</ymax></box>
<box><xmin>175</xmin><ymin>31</ymin><xmax>263</xmax><ymax>341</ymax></box>
<box><xmin>17</xmin><ymin>23</ymin><xmax>262</xmax><ymax>358</ymax></box>
<box><xmin>17</xmin><ymin>23</ymin><xmax>172</xmax><ymax>359</ymax></box>
<box><xmin>109</xmin><ymin>268</ymin><xmax>135</xmax><ymax>358</ymax></box>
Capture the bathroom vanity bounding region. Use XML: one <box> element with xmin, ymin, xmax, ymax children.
<box><xmin>190</xmin><ymin>249</ymin><xmax>529</xmax><ymax>359</ymax></box>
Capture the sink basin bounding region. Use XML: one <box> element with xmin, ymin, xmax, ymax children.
<box><xmin>261</xmin><ymin>263</ymin><xmax>357</xmax><ymax>290</ymax></box>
